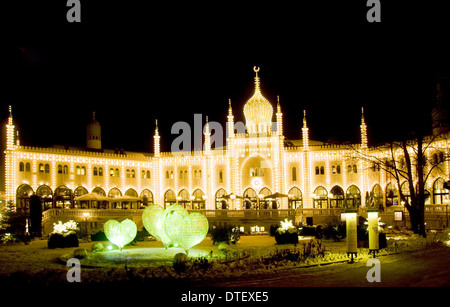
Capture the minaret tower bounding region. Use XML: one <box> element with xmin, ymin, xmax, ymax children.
<box><xmin>360</xmin><ymin>107</ymin><xmax>368</xmax><ymax>149</ymax></box>
<box><xmin>302</xmin><ymin>110</ymin><xmax>312</xmax><ymax>208</ymax></box>
<box><xmin>226</xmin><ymin>99</ymin><xmax>237</xmax><ymax>201</ymax></box>
<box><xmin>154</xmin><ymin>119</ymin><xmax>161</xmax><ymax>157</ymax></box>
<box><xmin>5</xmin><ymin>105</ymin><xmax>16</xmax><ymax>207</ymax></box>
<box><xmin>276</xmin><ymin>96</ymin><xmax>283</xmax><ymax>136</ymax></box>
<box><xmin>86</xmin><ymin>112</ymin><xmax>102</xmax><ymax>150</ymax></box>
<box><xmin>432</xmin><ymin>82</ymin><xmax>449</xmax><ymax>136</ymax></box>
<box><xmin>227</xmin><ymin>99</ymin><xmax>234</xmax><ymax>139</ymax></box>
<box><xmin>302</xmin><ymin>110</ymin><xmax>309</xmax><ymax>151</ymax></box>
<box><xmin>6</xmin><ymin>105</ymin><xmax>15</xmax><ymax>150</ymax></box>
<box><xmin>360</xmin><ymin>107</ymin><xmax>369</xmax><ymax>206</ymax></box>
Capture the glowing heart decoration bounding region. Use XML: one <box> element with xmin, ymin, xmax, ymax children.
<box><xmin>179</xmin><ymin>212</ymin><xmax>209</xmax><ymax>251</ymax></box>
<box><xmin>104</xmin><ymin>219</ymin><xmax>137</xmax><ymax>251</ymax></box>
<box><xmin>142</xmin><ymin>204</ymin><xmax>171</xmax><ymax>247</ymax></box>
<box><xmin>142</xmin><ymin>204</ymin><xmax>209</xmax><ymax>252</ymax></box>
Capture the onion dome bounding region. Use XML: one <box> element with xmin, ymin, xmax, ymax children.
<box><xmin>243</xmin><ymin>67</ymin><xmax>274</xmax><ymax>133</ymax></box>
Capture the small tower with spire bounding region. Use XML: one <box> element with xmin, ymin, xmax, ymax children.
<box><xmin>154</xmin><ymin>119</ymin><xmax>161</xmax><ymax>157</ymax></box>
<box><xmin>6</xmin><ymin>105</ymin><xmax>15</xmax><ymax>150</ymax></box>
<box><xmin>360</xmin><ymin>107</ymin><xmax>368</xmax><ymax>149</ymax></box>
<box><xmin>302</xmin><ymin>110</ymin><xmax>309</xmax><ymax>151</ymax></box>
<box><xmin>86</xmin><ymin>111</ymin><xmax>102</xmax><ymax>150</ymax></box>
<box><xmin>276</xmin><ymin>96</ymin><xmax>283</xmax><ymax>136</ymax></box>
<box><xmin>432</xmin><ymin>82</ymin><xmax>449</xmax><ymax>136</ymax></box>
<box><xmin>227</xmin><ymin>99</ymin><xmax>234</xmax><ymax>139</ymax></box>
<box><xmin>204</xmin><ymin>116</ymin><xmax>211</xmax><ymax>155</ymax></box>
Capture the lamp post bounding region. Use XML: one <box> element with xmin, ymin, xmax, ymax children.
<box><xmin>367</xmin><ymin>210</ymin><xmax>379</xmax><ymax>257</ymax></box>
<box><xmin>82</xmin><ymin>212</ymin><xmax>90</xmax><ymax>239</ymax></box>
<box><xmin>345</xmin><ymin>210</ymin><xmax>358</xmax><ymax>262</ymax></box>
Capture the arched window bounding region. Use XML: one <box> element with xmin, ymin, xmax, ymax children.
<box><xmin>346</xmin><ymin>185</ymin><xmax>361</xmax><ymax>208</ymax></box>
<box><xmin>219</xmin><ymin>169</ymin><xmax>223</xmax><ymax>183</ymax></box>
<box><xmin>130</xmin><ymin>169</ymin><xmax>135</xmax><ymax>178</ymax></box>
<box><xmin>371</xmin><ymin>184</ymin><xmax>383</xmax><ymax>203</ymax></box>
<box><xmin>147</xmin><ymin>170</ymin><xmax>150</xmax><ymax>179</ymax></box>
<box><xmin>215</xmin><ymin>188</ymin><xmax>227</xmax><ymax>209</ymax></box>
<box><xmin>99</xmin><ymin>167</ymin><xmax>103</xmax><ymax>176</ymax></box>
<box><xmin>25</xmin><ymin>163</ymin><xmax>31</xmax><ymax>172</ymax></box>
<box><xmin>19</xmin><ymin>162</ymin><xmax>24</xmax><ymax>172</ymax></box>
<box><xmin>140</xmin><ymin>189</ymin><xmax>154</xmax><ymax>205</ymax></box>
<box><xmin>401</xmin><ymin>181</ymin><xmax>411</xmax><ymax>205</ymax></box>
<box><xmin>110</xmin><ymin>168</ymin><xmax>115</xmax><ymax>176</ymax></box>
<box><xmin>93</xmin><ymin>167</ymin><xmax>98</xmax><ymax>176</ymax></box>
<box><xmin>39</xmin><ymin>163</ymin><xmax>44</xmax><ymax>173</ymax></box>
<box><xmin>192</xmin><ymin>189</ymin><xmax>205</xmax><ymax>209</ymax></box>
<box><xmin>194</xmin><ymin>170</ymin><xmax>197</xmax><ymax>178</ymax></box>
<box><xmin>336</xmin><ymin>165</ymin><xmax>341</xmax><ymax>174</ymax></box>
<box><xmin>81</xmin><ymin>166</ymin><xmax>86</xmax><ymax>175</ymax></box>
<box><xmin>288</xmin><ymin>187</ymin><xmax>302</xmax><ymax>209</ymax></box>
<box><xmin>58</xmin><ymin>164</ymin><xmax>63</xmax><ymax>174</ymax></box>
<box><xmin>330</xmin><ymin>185</ymin><xmax>344</xmax><ymax>208</ymax></box>
<box><xmin>348</xmin><ymin>165</ymin><xmax>352</xmax><ymax>174</ymax></box>
<box><xmin>63</xmin><ymin>165</ymin><xmax>68</xmax><ymax>174</ymax></box>
<box><xmin>198</xmin><ymin>170</ymin><xmax>202</xmax><ymax>179</ymax></box>
<box><xmin>76</xmin><ymin>165</ymin><xmax>81</xmax><ymax>175</ymax></box>
<box><xmin>331</xmin><ymin>165</ymin><xmax>336</xmax><ymax>174</ymax></box>
<box><xmin>320</xmin><ymin>166</ymin><xmax>325</xmax><ymax>175</ymax></box>
<box><xmin>315</xmin><ymin>166</ymin><xmax>320</xmax><ymax>175</ymax></box>
<box><xmin>386</xmin><ymin>182</ymin><xmax>398</xmax><ymax>206</ymax></box>
<box><xmin>243</xmin><ymin>188</ymin><xmax>257</xmax><ymax>210</ymax></box>
<box><xmin>353</xmin><ymin>164</ymin><xmax>357</xmax><ymax>173</ymax></box>
<box><xmin>164</xmin><ymin>189</ymin><xmax>176</xmax><ymax>208</ymax></box>
<box><xmin>292</xmin><ymin>167</ymin><xmax>297</xmax><ymax>182</ymax></box>
<box><xmin>114</xmin><ymin>168</ymin><xmax>120</xmax><ymax>177</ymax></box>
<box><xmin>433</xmin><ymin>178</ymin><xmax>449</xmax><ymax>204</ymax></box>
<box><xmin>16</xmin><ymin>184</ymin><xmax>34</xmax><ymax>213</ymax></box>
<box><xmin>92</xmin><ymin>187</ymin><xmax>106</xmax><ymax>196</ymax></box>
<box><xmin>313</xmin><ymin>186</ymin><xmax>328</xmax><ymax>209</ymax></box>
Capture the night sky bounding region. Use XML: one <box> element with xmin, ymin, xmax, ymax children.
<box><xmin>3</xmin><ymin>1</ymin><xmax>450</xmax><ymax>188</ymax></box>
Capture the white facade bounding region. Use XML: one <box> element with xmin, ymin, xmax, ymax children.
<box><xmin>4</xmin><ymin>68</ymin><xmax>450</xmax><ymax>213</ymax></box>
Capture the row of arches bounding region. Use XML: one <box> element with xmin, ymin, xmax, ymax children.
<box><xmin>14</xmin><ymin>177</ymin><xmax>449</xmax><ymax>212</ymax></box>
<box><xmin>16</xmin><ymin>184</ymin><xmax>154</xmax><ymax>212</ymax></box>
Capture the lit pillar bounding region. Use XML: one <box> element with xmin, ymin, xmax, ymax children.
<box><xmin>368</xmin><ymin>210</ymin><xmax>379</xmax><ymax>256</ymax></box>
<box><xmin>204</xmin><ymin>117</ymin><xmax>213</xmax><ymax>209</ymax></box>
<box><xmin>360</xmin><ymin>107</ymin><xmax>369</xmax><ymax>206</ymax></box>
<box><xmin>302</xmin><ymin>110</ymin><xmax>312</xmax><ymax>208</ymax></box>
<box><xmin>5</xmin><ymin>106</ymin><xmax>16</xmax><ymax>207</ymax></box>
<box><xmin>345</xmin><ymin>210</ymin><xmax>358</xmax><ymax>262</ymax></box>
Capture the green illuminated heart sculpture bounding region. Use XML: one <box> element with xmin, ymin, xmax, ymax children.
<box><xmin>179</xmin><ymin>212</ymin><xmax>209</xmax><ymax>251</ymax></box>
<box><xmin>142</xmin><ymin>204</ymin><xmax>171</xmax><ymax>247</ymax></box>
<box><xmin>104</xmin><ymin>219</ymin><xmax>137</xmax><ymax>250</ymax></box>
<box><xmin>142</xmin><ymin>204</ymin><xmax>209</xmax><ymax>251</ymax></box>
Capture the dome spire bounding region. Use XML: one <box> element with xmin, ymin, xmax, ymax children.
<box><xmin>243</xmin><ymin>66</ymin><xmax>274</xmax><ymax>134</ymax></box>
<box><xmin>253</xmin><ymin>66</ymin><xmax>261</xmax><ymax>92</ymax></box>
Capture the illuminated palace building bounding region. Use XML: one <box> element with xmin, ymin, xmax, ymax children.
<box><xmin>4</xmin><ymin>68</ymin><xmax>450</xmax><ymax>234</ymax></box>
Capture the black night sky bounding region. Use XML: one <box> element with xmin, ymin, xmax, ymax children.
<box><xmin>3</xmin><ymin>1</ymin><xmax>450</xmax><ymax>178</ymax></box>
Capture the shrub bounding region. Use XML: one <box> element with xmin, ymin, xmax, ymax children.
<box><xmin>275</xmin><ymin>219</ymin><xmax>299</xmax><ymax>244</ymax></box>
<box><xmin>275</xmin><ymin>230</ymin><xmax>299</xmax><ymax>244</ymax></box>
<box><xmin>48</xmin><ymin>233</ymin><xmax>79</xmax><ymax>249</ymax></box>
<box><xmin>321</xmin><ymin>222</ymin><xmax>346</xmax><ymax>241</ymax></box>
<box><xmin>173</xmin><ymin>253</ymin><xmax>189</xmax><ymax>273</ymax></box>
<box><xmin>210</xmin><ymin>225</ymin><xmax>240</xmax><ymax>245</ymax></box>
<box><xmin>91</xmin><ymin>242</ymin><xmax>105</xmax><ymax>253</ymax></box>
<box><xmin>90</xmin><ymin>231</ymin><xmax>108</xmax><ymax>241</ymax></box>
